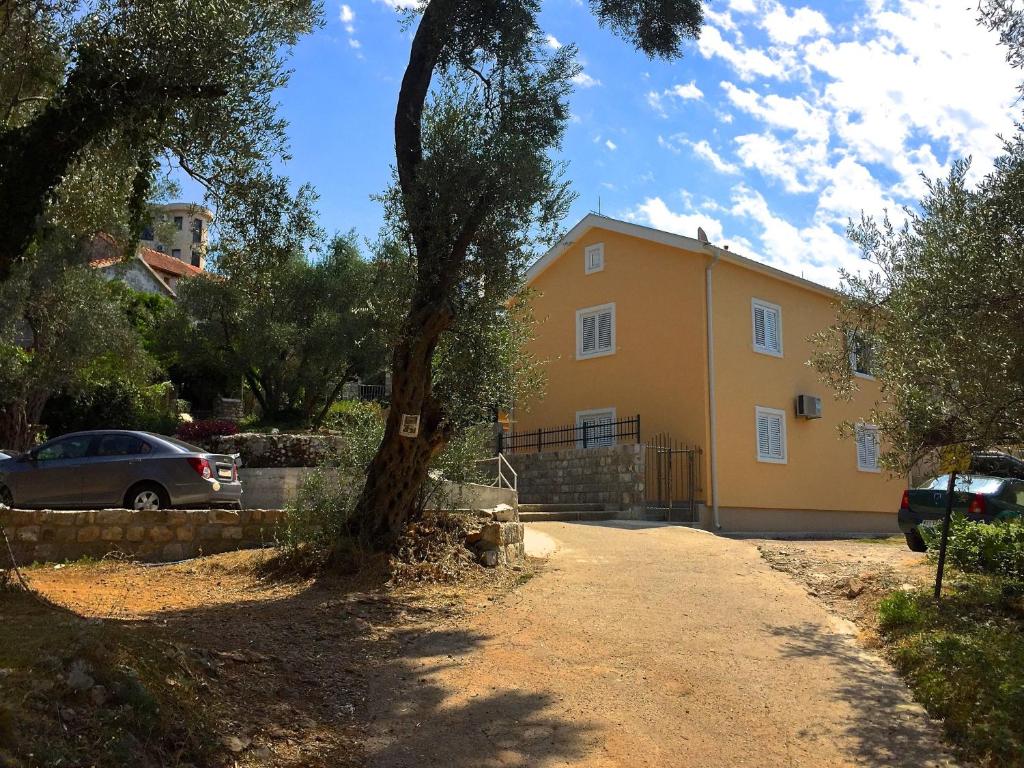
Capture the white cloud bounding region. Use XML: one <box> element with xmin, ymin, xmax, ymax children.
<box><xmin>605</xmin><ymin>139</ymin><xmax>618</xmax><ymax>151</ymax></box>
<box><xmin>627</xmin><ymin>197</ymin><xmax>725</xmax><ymax>243</ymax></box>
<box><xmin>697</xmin><ymin>25</ymin><xmax>792</xmax><ymax>82</ymax></box>
<box><xmin>545</xmin><ymin>34</ymin><xmax>562</xmax><ymax>50</ymax></box>
<box><xmin>646</xmin><ymin>81</ymin><xmax>703</xmax><ymax>116</ymax></box>
<box><xmin>728</xmin><ymin>0</ymin><xmax>757</xmax><ymax>13</ymax></box>
<box><xmin>761</xmin><ymin>4</ymin><xmax>831</xmax><ymax>45</ymax></box>
<box><xmin>374</xmin><ymin>0</ymin><xmax>420</xmax><ymax>8</ymax></box>
<box><xmin>720</xmin><ymin>82</ymin><xmax>829</xmax><ymax>142</ymax></box>
<box><xmin>339</xmin><ymin>3</ymin><xmax>354</xmax><ymax>23</ymax></box>
<box><xmin>690</xmin><ymin>139</ymin><xmax>740</xmax><ymax>175</ymax></box>
<box><xmin>348</xmin><ymin>38</ymin><xmax>361</xmax><ymax>49</ymax></box>
<box><xmin>733</xmin><ymin>132</ymin><xmax>824</xmax><ymax>193</ymax></box>
<box><xmin>572</xmin><ymin>72</ymin><xmax>602</xmax><ymax>88</ymax></box>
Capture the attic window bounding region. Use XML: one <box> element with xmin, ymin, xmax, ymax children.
<box><xmin>585</xmin><ymin>243</ymin><xmax>604</xmax><ymax>274</ymax></box>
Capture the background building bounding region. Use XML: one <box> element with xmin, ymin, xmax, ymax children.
<box><xmin>140</xmin><ymin>202</ymin><xmax>214</xmax><ymax>270</ymax></box>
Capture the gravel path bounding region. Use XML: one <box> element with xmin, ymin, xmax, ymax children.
<box><xmin>366</xmin><ymin>521</ymin><xmax>955</xmax><ymax>768</ymax></box>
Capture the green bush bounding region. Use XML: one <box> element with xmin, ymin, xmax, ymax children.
<box><xmin>877</xmin><ymin>577</ymin><xmax>1024</xmax><ymax>764</ymax></box>
<box><xmin>42</xmin><ymin>380</ymin><xmax>179</xmax><ymax>438</ymax></box>
<box><xmin>878</xmin><ymin>589</ymin><xmax>929</xmax><ymax>632</ymax></box>
<box><xmin>281</xmin><ymin>401</ymin><xmax>385</xmax><ymax>550</ymax></box>
<box><xmin>931</xmin><ymin>513</ymin><xmax>1024</xmax><ymax>579</ymax></box>
<box><xmin>282</xmin><ymin>405</ymin><xmax>494</xmax><ymax>552</ymax></box>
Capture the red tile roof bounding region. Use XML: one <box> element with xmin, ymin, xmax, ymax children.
<box><xmin>139</xmin><ymin>246</ymin><xmax>205</xmax><ymax>278</ymax></box>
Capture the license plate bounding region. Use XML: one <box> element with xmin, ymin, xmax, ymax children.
<box><xmin>217</xmin><ymin>468</ymin><xmax>232</xmax><ymax>479</ymax></box>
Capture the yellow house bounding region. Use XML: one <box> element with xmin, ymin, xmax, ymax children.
<box><xmin>514</xmin><ymin>213</ymin><xmax>904</xmax><ymax>534</ymax></box>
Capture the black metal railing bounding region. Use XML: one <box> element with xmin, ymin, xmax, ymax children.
<box><xmin>498</xmin><ymin>414</ymin><xmax>640</xmax><ymax>454</ymax></box>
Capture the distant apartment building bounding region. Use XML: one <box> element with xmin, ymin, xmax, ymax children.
<box><xmin>140</xmin><ymin>202</ymin><xmax>214</xmax><ymax>270</ymax></box>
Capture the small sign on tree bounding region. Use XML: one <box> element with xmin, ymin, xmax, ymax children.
<box><xmin>399</xmin><ymin>414</ymin><xmax>420</xmax><ymax>438</ymax></box>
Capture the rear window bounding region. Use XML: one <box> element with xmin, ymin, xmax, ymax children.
<box><xmin>157</xmin><ymin>436</ymin><xmax>205</xmax><ymax>453</ymax></box>
<box><xmin>924</xmin><ymin>475</ymin><xmax>1004</xmax><ymax>495</ymax></box>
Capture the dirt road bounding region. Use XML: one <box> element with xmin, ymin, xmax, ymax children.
<box><xmin>365</xmin><ymin>522</ymin><xmax>954</xmax><ymax>768</ymax></box>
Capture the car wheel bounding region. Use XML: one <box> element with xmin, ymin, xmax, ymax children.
<box><xmin>124</xmin><ymin>483</ymin><xmax>169</xmax><ymax>511</ymax></box>
<box><xmin>905</xmin><ymin>530</ymin><xmax>927</xmax><ymax>553</ymax></box>
<box><xmin>0</xmin><ymin>484</ymin><xmax>12</xmax><ymax>508</ymax></box>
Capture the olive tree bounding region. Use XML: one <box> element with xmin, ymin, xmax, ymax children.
<box><xmin>353</xmin><ymin>0</ymin><xmax>703</xmax><ymax>549</ymax></box>
<box><xmin>0</xmin><ymin>0</ymin><xmax>320</xmax><ymax>278</ymax></box>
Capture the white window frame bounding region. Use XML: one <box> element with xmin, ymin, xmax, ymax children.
<box><xmin>847</xmin><ymin>331</ymin><xmax>876</xmax><ymax>380</ymax></box>
<box><xmin>584</xmin><ymin>242</ymin><xmax>605</xmax><ymax>274</ymax></box>
<box><xmin>855</xmin><ymin>423</ymin><xmax>881</xmax><ymax>473</ymax></box>
<box><xmin>751</xmin><ymin>298</ymin><xmax>783</xmax><ymax>357</ymax></box>
<box><xmin>575</xmin><ymin>407</ymin><xmax>616</xmax><ymax>448</ymax></box>
<box><xmin>576</xmin><ymin>302</ymin><xmax>616</xmax><ymax>360</ymax></box>
<box><xmin>755</xmin><ymin>406</ymin><xmax>788</xmax><ymax>464</ymax></box>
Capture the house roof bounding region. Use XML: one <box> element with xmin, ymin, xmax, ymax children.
<box><xmin>139</xmin><ymin>246</ymin><xmax>204</xmax><ymax>278</ymax></box>
<box><xmin>524</xmin><ymin>213</ymin><xmax>839</xmax><ymax>300</ymax></box>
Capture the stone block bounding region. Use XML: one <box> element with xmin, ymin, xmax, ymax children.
<box><xmin>96</xmin><ymin>509</ymin><xmax>131</xmax><ymax>525</ymax></box>
<box><xmin>222</xmin><ymin>526</ymin><xmax>243</xmax><ymax>540</ymax></box>
<box><xmin>16</xmin><ymin>526</ymin><xmax>39</xmax><ymax>543</ymax></box>
<box><xmin>77</xmin><ymin>526</ymin><xmax>100</xmax><ymax>543</ymax></box>
<box><xmin>148</xmin><ymin>526</ymin><xmax>175</xmax><ymax>544</ymax></box>
<box><xmin>55</xmin><ymin>528</ymin><xmax>77</xmax><ymax>543</ymax></box>
<box><xmin>100</xmin><ymin>526</ymin><xmax>123</xmax><ymax>542</ymax></box>
<box><xmin>209</xmin><ymin>509</ymin><xmax>241</xmax><ymax>525</ymax></box>
<box><xmin>199</xmin><ymin>525</ymin><xmax>223</xmax><ymax>541</ymax></box>
<box><xmin>165</xmin><ymin>510</ymin><xmax>192</xmax><ymax>526</ymax></box>
<box><xmin>126</xmin><ymin>526</ymin><xmax>146</xmax><ymax>543</ymax></box>
<box><xmin>50</xmin><ymin>512</ymin><xmax>81</xmax><ymax>526</ymax></box>
<box><xmin>176</xmin><ymin>526</ymin><xmax>195</xmax><ymax>542</ymax></box>
<box><xmin>161</xmin><ymin>542</ymin><xmax>185</xmax><ymax>561</ymax></box>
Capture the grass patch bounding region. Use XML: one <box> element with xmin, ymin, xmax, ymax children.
<box><xmin>0</xmin><ymin>587</ymin><xmax>218</xmax><ymax>767</ymax></box>
<box><xmin>877</xmin><ymin>576</ymin><xmax>1024</xmax><ymax>766</ymax></box>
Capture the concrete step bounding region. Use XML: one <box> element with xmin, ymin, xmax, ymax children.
<box><xmin>518</xmin><ymin>503</ymin><xmax>606</xmax><ymax>514</ymax></box>
<box><xmin>516</xmin><ymin>512</ymin><xmax>618</xmax><ymax>524</ymax></box>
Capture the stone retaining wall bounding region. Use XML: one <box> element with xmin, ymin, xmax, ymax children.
<box><xmin>0</xmin><ymin>508</ymin><xmax>283</xmax><ymax>565</ymax></box>
<box><xmin>505</xmin><ymin>443</ymin><xmax>645</xmax><ymax>513</ymax></box>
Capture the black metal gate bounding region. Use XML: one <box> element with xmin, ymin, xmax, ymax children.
<box><xmin>645</xmin><ymin>434</ymin><xmax>701</xmax><ymax>522</ymax></box>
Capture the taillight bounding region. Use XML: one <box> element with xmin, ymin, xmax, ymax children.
<box><xmin>900</xmin><ymin>490</ymin><xmax>911</xmax><ymax>510</ymax></box>
<box><xmin>187</xmin><ymin>456</ymin><xmax>212</xmax><ymax>480</ymax></box>
<box><xmin>968</xmin><ymin>494</ymin><xmax>987</xmax><ymax>516</ymax></box>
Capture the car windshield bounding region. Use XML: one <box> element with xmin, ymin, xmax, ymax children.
<box><xmin>922</xmin><ymin>475</ymin><xmax>1004</xmax><ymax>494</ymax></box>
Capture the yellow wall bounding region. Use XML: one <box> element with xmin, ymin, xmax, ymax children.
<box><xmin>519</xmin><ymin>222</ymin><xmax>905</xmax><ymax>517</ymax></box>
<box><xmin>709</xmin><ymin>260</ymin><xmax>904</xmax><ymax>514</ymax></box>
<box><xmin>517</xmin><ymin>228</ymin><xmax>710</xmax><ymax>471</ymax></box>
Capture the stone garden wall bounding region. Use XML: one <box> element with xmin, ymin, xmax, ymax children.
<box><xmin>0</xmin><ymin>508</ymin><xmax>283</xmax><ymax>565</ymax></box>
<box><xmin>206</xmin><ymin>433</ymin><xmax>347</xmax><ymax>468</ymax></box>
<box><xmin>505</xmin><ymin>443</ymin><xmax>645</xmax><ymax>513</ymax></box>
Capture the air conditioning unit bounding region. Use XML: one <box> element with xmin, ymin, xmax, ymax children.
<box><xmin>796</xmin><ymin>395</ymin><xmax>822</xmax><ymax>419</ymax></box>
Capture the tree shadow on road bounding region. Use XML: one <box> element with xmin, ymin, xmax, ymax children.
<box><xmin>769</xmin><ymin>622</ymin><xmax>952</xmax><ymax>767</ymax></box>
<box><xmin>363</xmin><ymin>624</ymin><xmax>596</xmax><ymax>768</ymax></box>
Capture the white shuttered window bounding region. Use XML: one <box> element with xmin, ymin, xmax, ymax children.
<box><xmin>585</xmin><ymin>243</ymin><xmax>605</xmax><ymax>274</ymax></box>
<box><xmin>855</xmin><ymin>424</ymin><xmax>880</xmax><ymax>472</ymax></box>
<box><xmin>755</xmin><ymin>406</ymin><xmax>787</xmax><ymax>464</ymax></box>
<box><xmin>752</xmin><ymin>299</ymin><xmax>783</xmax><ymax>356</ymax></box>
<box><xmin>576</xmin><ymin>303</ymin><xmax>616</xmax><ymax>359</ymax></box>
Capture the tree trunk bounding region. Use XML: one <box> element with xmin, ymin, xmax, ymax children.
<box><xmin>353</xmin><ymin>300</ymin><xmax>452</xmax><ymax>550</ymax></box>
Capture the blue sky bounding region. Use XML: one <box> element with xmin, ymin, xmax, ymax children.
<box><xmin>176</xmin><ymin>0</ymin><xmax>1021</xmax><ymax>286</ymax></box>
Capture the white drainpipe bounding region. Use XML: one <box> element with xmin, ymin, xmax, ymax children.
<box><xmin>704</xmin><ymin>247</ymin><xmax>722</xmax><ymax>530</ymax></box>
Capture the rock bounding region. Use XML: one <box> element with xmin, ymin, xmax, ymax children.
<box><xmin>66</xmin><ymin>661</ymin><xmax>94</xmax><ymax>691</ymax></box>
<box><xmin>479</xmin><ymin>549</ymin><xmax>500</xmax><ymax>568</ymax></box>
<box><xmin>90</xmin><ymin>685</ymin><xmax>108</xmax><ymax>706</ymax></box>
<box><xmin>845</xmin><ymin>577</ymin><xmax>866</xmax><ymax>599</ymax></box>
<box><xmin>491</xmin><ymin>504</ymin><xmax>517</xmax><ymax>522</ymax></box>
<box><xmin>223</xmin><ymin>735</ymin><xmax>251</xmax><ymax>753</ymax></box>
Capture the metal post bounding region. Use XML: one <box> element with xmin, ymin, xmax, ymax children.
<box><xmin>934</xmin><ymin>470</ymin><xmax>957</xmax><ymax>600</ymax></box>
<box><xmin>582</xmin><ymin>422</ymin><xmax>589</xmax><ymax>449</ymax></box>
<box><xmin>537</xmin><ymin>428</ymin><xmax>542</xmax><ymax>453</ymax></box>
<box><xmin>496</xmin><ymin>430</ymin><xmax>504</xmax><ymax>455</ymax></box>
<box><xmin>636</xmin><ymin>414</ymin><xmax>641</xmax><ymax>444</ymax></box>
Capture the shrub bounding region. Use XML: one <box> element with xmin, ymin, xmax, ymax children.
<box><xmin>42</xmin><ymin>380</ymin><xmax>179</xmax><ymax>438</ymax></box>
<box><xmin>280</xmin><ymin>403</ymin><xmax>384</xmax><ymax>550</ymax></box>
<box><xmin>930</xmin><ymin>513</ymin><xmax>1024</xmax><ymax>579</ymax></box>
<box><xmin>175</xmin><ymin>419</ymin><xmax>239</xmax><ymax>443</ymax></box>
<box><xmin>878</xmin><ymin>589</ymin><xmax>929</xmax><ymax>632</ymax></box>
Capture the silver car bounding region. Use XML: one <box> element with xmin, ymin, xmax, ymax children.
<box><xmin>0</xmin><ymin>430</ymin><xmax>242</xmax><ymax>510</ymax></box>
